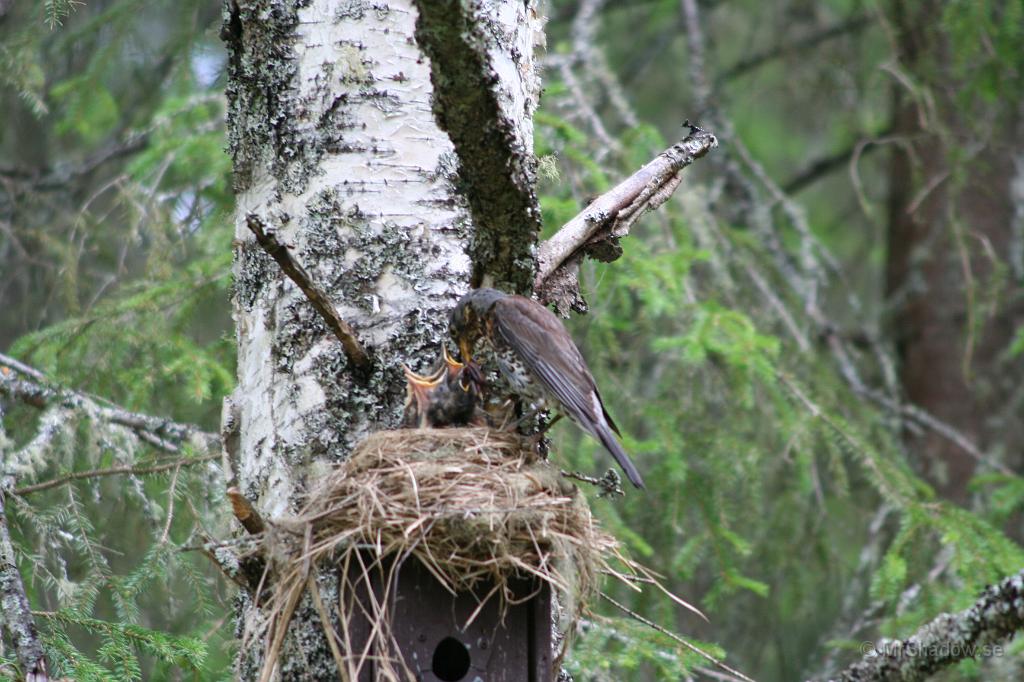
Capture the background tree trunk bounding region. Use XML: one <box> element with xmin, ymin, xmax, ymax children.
<box><xmin>885</xmin><ymin>0</ymin><xmax>1024</xmax><ymax>503</ymax></box>
<box><xmin>221</xmin><ymin>0</ymin><xmax>540</xmax><ymax>677</ymax></box>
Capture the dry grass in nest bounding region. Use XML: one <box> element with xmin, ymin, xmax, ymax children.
<box><xmin>249</xmin><ymin>428</ymin><xmax>689</xmax><ymax>681</ymax></box>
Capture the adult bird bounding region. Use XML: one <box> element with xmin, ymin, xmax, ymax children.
<box><xmin>449</xmin><ymin>288</ymin><xmax>645</xmax><ymax>489</ymax></box>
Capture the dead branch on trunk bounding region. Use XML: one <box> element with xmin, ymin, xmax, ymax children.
<box><xmin>535</xmin><ymin>126</ymin><xmax>717</xmax><ymax>314</ymax></box>
<box><xmin>245</xmin><ymin>214</ymin><xmax>371</xmax><ymax>374</ymax></box>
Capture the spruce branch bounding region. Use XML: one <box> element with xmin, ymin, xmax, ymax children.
<box><xmin>680</xmin><ymin>0</ymin><xmax>711</xmax><ymax>113</ymax></box>
<box><xmin>0</xmin><ymin>132</ymin><xmax>148</xmax><ymax>190</ymax></box>
<box><xmin>782</xmin><ymin>127</ymin><xmax>893</xmax><ymax>195</ymax></box>
<box><xmin>244</xmin><ymin>214</ymin><xmax>371</xmax><ymax>374</ymax></box>
<box><xmin>12</xmin><ymin>454</ymin><xmax>219</xmax><ymax>496</ymax></box>
<box><xmin>0</xmin><ymin>354</ymin><xmax>218</xmax><ymax>457</ymax></box>
<box><xmin>672</xmin><ymin>0</ymin><xmax>993</xmax><ymax>476</ymax></box>
<box><xmin>716</xmin><ymin>14</ymin><xmax>874</xmax><ymax>85</ymax></box>
<box><xmin>569</xmin><ymin>0</ymin><xmax>640</xmax><ymax>131</ymax></box>
<box><xmin>601</xmin><ymin>592</ymin><xmax>754</xmax><ymax>682</ymax></box>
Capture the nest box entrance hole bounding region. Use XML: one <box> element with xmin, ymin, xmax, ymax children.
<box><xmin>432</xmin><ymin>636</ymin><xmax>471</xmax><ymax>680</ymax></box>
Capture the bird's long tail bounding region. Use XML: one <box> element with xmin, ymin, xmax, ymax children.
<box><xmin>594</xmin><ymin>424</ymin><xmax>645</xmax><ymax>489</ymax></box>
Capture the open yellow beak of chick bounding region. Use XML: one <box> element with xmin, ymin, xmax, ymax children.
<box><xmin>403</xmin><ymin>362</ymin><xmax>445</xmax><ymax>411</ymax></box>
<box><xmin>442</xmin><ymin>344</ymin><xmax>469</xmax><ymax>389</ymax></box>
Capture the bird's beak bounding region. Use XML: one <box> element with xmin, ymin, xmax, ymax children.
<box><xmin>442</xmin><ymin>344</ymin><xmax>464</xmax><ymax>373</ymax></box>
<box><xmin>442</xmin><ymin>344</ymin><xmax>470</xmax><ymax>391</ymax></box>
<box><xmin>403</xmin><ymin>364</ymin><xmax>443</xmax><ymax>406</ymax></box>
<box><xmin>458</xmin><ymin>337</ymin><xmax>473</xmax><ymax>365</ymax></box>
<box><xmin>455</xmin><ymin>338</ymin><xmax>482</xmax><ymax>392</ymax></box>
<box><xmin>404</xmin><ymin>364</ymin><xmax>444</xmax><ymax>387</ymax></box>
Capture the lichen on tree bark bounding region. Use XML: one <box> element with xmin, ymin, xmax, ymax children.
<box><xmin>831</xmin><ymin>569</ymin><xmax>1024</xmax><ymax>682</ymax></box>
<box><xmin>412</xmin><ymin>0</ymin><xmax>544</xmax><ymax>293</ymax></box>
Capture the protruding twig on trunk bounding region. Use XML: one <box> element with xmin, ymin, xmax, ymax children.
<box><xmin>227</xmin><ymin>487</ymin><xmax>266</xmax><ymax>535</ymax></box>
<box><xmin>560</xmin><ymin>468</ymin><xmax>624</xmax><ymax>498</ymax></box>
<box><xmin>245</xmin><ymin>214</ymin><xmax>371</xmax><ymax>374</ymax></box>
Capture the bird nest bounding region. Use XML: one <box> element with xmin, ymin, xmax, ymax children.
<box><xmin>299</xmin><ymin>427</ymin><xmax>612</xmax><ymax>598</ymax></box>
<box><xmin>252</xmin><ymin>427</ymin><xmax>638</xmax><ymax>681</ymax></box>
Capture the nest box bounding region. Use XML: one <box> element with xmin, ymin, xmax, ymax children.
<box><xmin>344</xmin><ymin>556</ymin><xmax>553</xmax><ymax>681</ymax></box>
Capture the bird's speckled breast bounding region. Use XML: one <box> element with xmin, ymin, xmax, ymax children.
<box><xmin>480</xmin><ymin>320</ymin><xmax>547</xmax><ymax>406</ymax></box>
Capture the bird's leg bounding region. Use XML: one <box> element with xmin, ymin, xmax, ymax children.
<box><xmin>514</xmin><ymin>408</ymin><xmax>561</xmax><ymax>433</ymax></box>
<box><xmin>518</xmin><ymin>409</ymin><xmax>562</xmax><ymax>458</ymax></box>
<box><xmin>492</xmin><ymin>398</ymin><xmax>516</xmax><ymax>430</ymax></box>
<box><xmin>536</xmin><ymin>412</ymin><xmax>563</xmax><ymax>435</ymax></box>
<box><xmin>512</xmin><ymin>401</ymin><xmax>561</xmax><ymax>428</ymax></box>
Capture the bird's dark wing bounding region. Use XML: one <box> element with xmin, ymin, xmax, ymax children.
<box><xmin>492</xmin><ymin>297</ymin><xmax>598</xmax><ymax>424</ymax></box>
<box><xmin>492</xmin><ymin>296</ymin><xmax>644</xmax><ymax>488</ymax></box>
<box><xmin>601</xmin><ymin>400</ymin><xmax>622</xmax><ymax>437</ymax></box>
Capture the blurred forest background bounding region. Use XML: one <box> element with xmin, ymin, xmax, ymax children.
<box><xmin>1</xmin><ymin>0</ymin><xmax>1023</xmax><ymax>680</ymax></box>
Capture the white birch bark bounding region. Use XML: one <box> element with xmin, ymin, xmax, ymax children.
<box><xmin>221</xmin><ymin>0</ymin><xmax>541</xmax><ymax>677</ymax></box>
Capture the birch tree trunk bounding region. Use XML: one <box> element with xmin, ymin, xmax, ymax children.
<box><xmin>220</xmin><ymin>0</ymin><xmax>541</xmax><ymax>677</ymax></box>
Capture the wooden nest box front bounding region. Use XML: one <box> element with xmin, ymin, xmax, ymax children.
<box><xmin>343</xmin><ymin>554</ymin><xmax>551</xmax><ymax>681</ymax></box>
